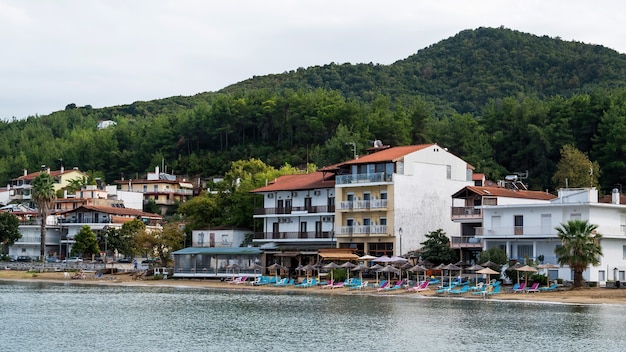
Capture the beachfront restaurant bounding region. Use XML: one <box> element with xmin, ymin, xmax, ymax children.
<box><xmin>172</xmin><ymin>247</ymin><xmax>263</xmax><ymax>279</ymax></box>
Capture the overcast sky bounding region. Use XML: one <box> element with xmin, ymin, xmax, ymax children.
<box><xmin>2</xmin><ymin>1</ymin><xmax>625</xmax><ymax>120</ymax></box>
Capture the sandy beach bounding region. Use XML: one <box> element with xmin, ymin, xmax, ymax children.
<box><xmin>3</xmin><ymin>269</ymin><xmax>626</xmax><ymax>306</ymax></box>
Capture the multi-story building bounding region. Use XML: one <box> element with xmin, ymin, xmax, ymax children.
<box><xmin>450</xmin><ymin>182</ymin><xmax>555</xmax><ymax>263</ymax></box>
<box><xmin>476</xmin><ymin>187</ymin><xmax>626</xmax><ymax>284</ymax></box>
<box><xmin>8</xmin><ymin>166</ymin><xmax>87</xmax><ymax>202</ymax></box>
<box><xmin>250</xmin><ymin>171</ymin><xmax>336</xmax><ymax>267</ymax></box>
<box><xmin>322</xmin><ymin>143</ymin><xmax>473</xmax><ymax>257</ymax></box>
<box><xmin>115</xmin><ymin>166</ymin><xmax>194</xmax><ymax>215</ymax></box>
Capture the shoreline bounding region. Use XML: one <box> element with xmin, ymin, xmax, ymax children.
<box><xmin>3</xmin><ymin>270</ymin><xmax>626</xmax><ymax>306</ymax></box>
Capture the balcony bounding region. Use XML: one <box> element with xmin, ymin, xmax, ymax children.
<box><xmin>338</xmin><ymin>199</ymin><xmax>388</xmax><ymax>211</ymax></box>
<box><xmin>335</xmin><ymin>172</ymin><xmax>392</xmax><ymax>185</ymax></box>
<box><xmin>449</xmin><ymin>236</ymin><xmax>483</xmax><ymax>249</ymax></box>
<box><xmin>451</xmin><ymin>206</ymin><xmax>482</xmax><ymax>220</ymax></box>
<box><xmin>337</xmin><ymin>225</ymin><xmax>388</xmax><ymax>236</ymax></box>
<box><xmin>253</xmin><ymin>205</ymin><xmax>334</xmax><ymax>215</ymax></box>
<box><xmin>253</xmin><ymin>231</ymin><xmax>334</xmax><ymax>240</ymax></box>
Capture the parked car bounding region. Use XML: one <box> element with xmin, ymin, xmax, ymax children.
<box><xmin>63</xmin><ymin>257</ymin><xmax>83</xmax><ymax>263</ymax></box>
<box><xmin>16</xmin><ymin>256</ymin><xmax>33</xmax><ymax>262</ymax></box>
<box><xmin>142</xmin><ymin>258</ymin><xmax>161</xmax><ymax>265</ymax></box>
<box><xmin>117</xmin><ymin>257</ymin><xmax>132</xmax><ymax>263</ymax></box>
<box><xmin>46</xmin><ymin>256</ymin><xmax>61</xmax><ymax>263</ymax></box>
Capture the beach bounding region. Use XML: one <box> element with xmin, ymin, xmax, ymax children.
<box><xmin>2</xmin><ymin>269</ymin><xmax>626</xmax><ymax>306</ymax></box>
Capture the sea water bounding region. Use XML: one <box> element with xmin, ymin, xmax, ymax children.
<box><xmin>1</xmin><ymin>281</ymin><xmax>625</xmax><ymax>352</ymax></box>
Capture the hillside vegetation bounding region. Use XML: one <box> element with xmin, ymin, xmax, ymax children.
<box><xmin>2</xmin><ymin>27</ymin><xmax>626</xmax><ymax>193</ymax></box>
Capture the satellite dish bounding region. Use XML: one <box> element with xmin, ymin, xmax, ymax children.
<box><xmin>374</xmin><ymin>140</ymin><xmax>383</xmax><ymax>147</ymax></box>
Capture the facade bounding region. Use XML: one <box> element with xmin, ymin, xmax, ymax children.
<box><xmin>115</xmin><ymin>166</ymin><xmax>194</xmax><ymax>215</ymax></box>
<box><xmin>450</xmin><ymin>183</ymin><xmax>555</xmax><ymax>263</ymax></box>
<box><xmin>190</xmin><ymin>227</ymin><xmax>250</xmax><ymax>249</ymax></box>
<box><xmin>250</xmin><ymin>172</ymin><xmax>336</xmax><ymax>268</ymax></box>
<box><xmin>8</xmin><ymin>166</ymin><xmax>87</xmax><ymax>202</ymax></box>
<box><xmin>477</xmin><ymin>187</ymin><xmax>626</xmax><ymax>284</ymax></box>
<box><xmin>324</xmin><ymin>143</ymin><xmax>473</xmax><ymax>257</ymax></box>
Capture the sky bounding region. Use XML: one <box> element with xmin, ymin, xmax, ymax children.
<box><xmin>2</xmin><ymin>0</ymin><xmax>625</xmax><ymax>120</ymax></box>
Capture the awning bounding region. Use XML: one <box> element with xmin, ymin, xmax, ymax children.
<box><xmin>318</xmin><ymin>249</ymin><xmax>359</xmax><ymax>261</ymax></box>
<box><xmin>179</xmin><ymin>182</ymin><xmax>193</xmax><ymax>188</ymax></box>
<box><xmin>272</xmin><ymin>252</ymin><xmax>301</xmax><ymax>257</ymax></box>
<box><xmin>172</xmin><ymin>247</ymin><xmax>262</xmax><ymax>256</ymax></box>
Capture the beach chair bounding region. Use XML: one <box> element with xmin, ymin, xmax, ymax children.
<box><xmin>384</xmin><ymin>280</ymin><xmax>405</xmax><ymax>291</ymax></box>
<box><xmin>469</xmin><ymin>282</ymin><xmax>484</xmax><ymax>291</ymax></box>
<box><xmin>349</xmin><ymin>281</ymin><xmax>369</xmax><ymax>290</ymax></box>
<box><xmin>539</xmin><ymin>283</ymin><xmax>558</xmax><ymax>292</ymax></box>
<box><xmin>321</xmin><ymin>279</ymin><xmax>335</xmax><ymax>289</ymax></box>
<box><xmin>525</xmin><ymin>282</ymin><xmax>540</xmax><ymax>293</ymax></box>
<box><xmin>486</xmin><ymin>285</ymin><xmax>502</xmax><ymax>295</ymax></box>
<box><xmin>331</xmin><ymin>281</ymin><xmax>345</xmax><ymax>289</ymax></box>
<box><xmin>513</xmin><ymin>282</ymin><xmax>526</xmax><ymax>293</ymax></box>
<box><xmin>448</xmin><ymin>285</ymin><xmax>470</xmax><ymax>295</ymax></box>
<box><xmin>376</xmin><ymin>281</ymin><xmax>391</xmax><ymax>292</ymax></box>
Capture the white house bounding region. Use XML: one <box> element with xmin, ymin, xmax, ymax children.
<box><xmin>477</xmin><ymin>187</ymin><xmax>626</xmax><ymax>285</ymax></box>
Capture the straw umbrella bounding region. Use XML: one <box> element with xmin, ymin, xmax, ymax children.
<box><xmin>466</xmin><ymin>264</ymin><xmax>484</xmax><ymax>284</ymax></box>
<box><xmin>442</xmin><ymin>263</ymin><xmax>461</xmax><ymax>286</ymax></box>
<box><xmin>340</xmin><ymin>261</ymin><xmax>357</xmax><ymax>282</ymax></box>
<box><xmin>537</xmin><ymin>263</ymin><xmax>559</xmax><ymax>285</ymax></box>
<box><xmin>476</xmin><ymin>267</ymin><xmax>499</xmax><ymax>284</ymax></box>
<box><xmin>409</xmin><ymin>264</ymin><xmax>428</xmax><ymax>283</ymax></box>
<box><xmin>301</xmin><ymin>264</ymin><xmax>315</xmax><ymax>282</ymax></box>
<box><xmin>515</xmin><ymin>265</ymin><xmax>538</xmax><ymax>285</ymax></box>
<box><xmin>351</xmin><ymin>263</ymin><xmax>369</xmax><ymax>284</ymax></box>
<box><xmin>378</xmin><ymin>265</ymin><xmax>401</xmax><ymax>283</ymax></box>
<box><xmin>323</xmin><ymin>262</ymin><xmax>340</xmax><ymax>283</ymax></box>
<box><xmin>267</xmin><ymin>263</ymin><xmax>285</xmax><ymax>283</ymax></box>
<box><xmin>370</xmin><ymin>264</ymin><xmax>384</xmax><ymax>285</ymax></box>
<box><xmin>434</xmin><ymin>263</ymin><xmax>445</xmax><ymax>285</ymax></box>
<box><xmin>226</xmin><ymin>263</ymin><xmax>240</xmax><ymax>281</ymax></box>
<box><xmin>247</xmin><ymin>263</ymin><xmax>263</xmax><ymax>277</ymax></box>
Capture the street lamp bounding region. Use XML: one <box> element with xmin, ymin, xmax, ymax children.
<box><xmin>398</xmin><ymin>227</ymin><xmax>403</xmax><ymax>256</ymax></box>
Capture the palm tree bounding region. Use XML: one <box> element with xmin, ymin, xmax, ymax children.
<box><xmin>32</xmin><ymin>172</ymin><xmax>56</xmax><ymax>260</ymax></box>
<box><xmin>554</xmin><ymin>219</ymin><xmax>603</xmax><ymax>288</ymax></box>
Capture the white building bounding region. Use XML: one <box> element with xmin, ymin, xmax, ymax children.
<box><xmin>477</xmin><ymin>187</ymin><xmax>626</xmax><ymax>284</ymax></box>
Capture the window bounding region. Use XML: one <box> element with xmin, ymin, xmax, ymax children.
<box><xmin>517</xmin><ymin>244</ymin><xmax>532</xmax><ymax>260</ymax></box>
<box><xmin>153</xmin><ymin>185</ymin><xmax>158</xmax><ymax>192</ymax></box>
<box><xmin>622</xmin><ymin>245</ymin><xmax>626</xmax><ymax>259</ymax></box>
<box><xmin>540</xmin><ymin>214</ymin><xmax>551</xmax><ymax>232</ymax></box>
<box><xmin>620</xmin><ymin>271</ymin><xmax>625</xmax><ymax>281</ymax></box>
<box><xmin>570</xmin><ymin>213</ymin><xmax>581</xmax><ymax>220</ymax></box>
<box><xmin>380</xmin><ymin>218</ymin><xmax>387</xmax><ymax>225</ymax></box>
<box><xmin>380</xmin><ymin>192</ymin><xmax>387</xmax><ymax>200</ymax></box>
<box><xmin>198</xmin><ymin>232</ymin><xmax>205</xmax><ymax>246</ymax></box>
<box><xmin>599</xmin><ymin>270</ymin><xmax>606</xmax><ymax>282</ymax></box>
<box><xmin>304</xmin><ymin>197</ymin><xmax>312</xmax><ymax>209</ymax></box>
<box><xmin>446</xmin><ymin>165</ymin><xmax>452</xmax><ymax>179</ymax></box>
<box><xmin>514</xmin><ymin>215</ymin><xmax>524</xmax><ymax>235</ymax></box>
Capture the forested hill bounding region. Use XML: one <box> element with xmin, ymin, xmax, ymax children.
<box><xmin>2</xmin><ymin>26</ymin><xmax>626</xmax><ymax>194</ymax></box>
<box><xmin>221</xmin><ymin>27</ymin><xmax>626</xmax><ymax>115</ymax></box>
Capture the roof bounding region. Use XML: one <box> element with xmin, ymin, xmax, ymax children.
<box><xmin>57</xmin><ymin>205</ymin><xmax>162</xmax><ymax>219</ymax></box>
<box><xmin>452</xmin><ymin>185</ymin><xmax>556</xmax><ymax>200</ymax></box>
<box><xmin>340</xmin><ymin>144</ymin><xmax>434</xmax><ymax>166</ymax></box>
<box><xmin>318</xmin><ymin>248</ymin><xmax>359</xmax><ymax>260</ymax></box>
<box><xmin>14</xmin><ymin>168</ymin><xmax>84</xmax><ymax>181</ymax></box>
<box><xmin>250</xmin><ymin>172</ymin><xmax>334</xmax><ymax>193</ymax></box>
<box><xmin>172</xmin><ymin>247</ymin><xmax>262</xmax><ymax>256</ymax></box>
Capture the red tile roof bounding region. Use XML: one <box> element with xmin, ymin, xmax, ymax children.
<box><xmin>452</xmin><ymin>185</ymin><xmax>556</xmax><ymax>200</ymax></box>
<box><xmin>250</xmin><ymin>172</ymin><xmax>334</xmax><ymax>193</ymax></box>
<box><xmin>14</xmin><ymin>169</ymin><xmax>83</xmax><ymax>181</ymax></box>
<box><xmin>340</xmin><ymin>144</ymin><xmax>434</xmax><ymax>165</ymax></box>
<box><xmin>57</xmin><ymin>205</ymin><xmax>162</xmax><ymax>219</ymax></box>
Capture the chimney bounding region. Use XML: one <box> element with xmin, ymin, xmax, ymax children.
<box><xmin>60</xmin><ymin>165</ymin><xmax>64</xmax><ymax>173</ymax></box>
<box><xmin>23</xmin><ymin>169</ymin><xmax>28</xmax><ymax>176</ymax></box>
<box><xmin>612</xmin><ymin>188</ymin><xmax>620</xmax><ymax>204</ymax></box>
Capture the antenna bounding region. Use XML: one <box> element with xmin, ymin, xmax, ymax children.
<box><xmin>345</xmin><ymin>142</ymin><xmax>358</xmax><ymax>159</ymax></box>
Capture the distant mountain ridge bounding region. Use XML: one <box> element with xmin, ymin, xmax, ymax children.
<box><xmin>221</xmin><ymin>26</ymin><xmax>626</xmax><ymax>115</ymax></box>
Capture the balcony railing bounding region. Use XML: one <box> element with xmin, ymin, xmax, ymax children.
<box><xmin>253</xmin><ymin>231</ymin><xmax>334</xmax><ymax>240</ymax></box>
<box><xmin>337</xmin><ymin>225</ymin><xmax>388</xmax><ymax>236</ymax></box>
<box><xmin>451</xmin><ymin>206</ymin><xmax>482</xmax><ymax>220</ymax></box>
<box><xmin>338</xmin><ymin>200</ymin><xmax>387</xmax><ymax>211</ymax></box>
<box><xmin>449</xmin><ymin>236</ymin><xmax>483</xmax><ymax>249</ymax></box>
<box><xmin>253</xmin><ymin>205</ymin><xmax>334</xmax><ymax>215</ymax></box>
<box><xmin>335</xmin><ymin>172</ymin><xmax>392</xmax><ymax>185</ymax></box>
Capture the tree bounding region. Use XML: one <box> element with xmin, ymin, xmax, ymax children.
<box><xmin>419</xmin><ymin>229</ymin><xmax>456</xmax><ymax>265</ymax></box>
<box><xmin>551</xmin><ymin>144</ymin><xmax>600</xmax><ymax>189</ymax></box>
<box><xmin>32</xmin><ymin>172</ymin><xmax>56</xmax><ymax>259</ymax></box>
<box><xmin>110</xmin><ymin>219</ymin><xmax>146</xmax><ymax>258</ymax></box>
<box><xmin>554</xmin><ymin>219</ymin><xmax>603</xmax><ymax>288</ymax></box>
<box><xmin>71</xmin><ymin>225</ymin><xmax>100</xmax><ymax>258</ymax></box>
<box><xmin>0</xmin><ymin>212</ymin><xmax>21</xmax><ymax>250</ymax></box>
<box><xmin>478</xmin><ymin>248</ymin><xmax>508</xmax><ymax>266</ymax></box>
<box><xmin>135</xmin><ymin>223</ymin><xmax>184</xmax><ymax>266</ymax></box>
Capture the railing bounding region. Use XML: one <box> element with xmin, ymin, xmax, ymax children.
<box><xmin>449</xmin><ymin>236</ymin><xmax>483</xmax><ymax>248</ymax></box>
<box><xmin>337</xmin><ymin>225</ymin><xmax>388</xmax><ymax>236</ymax></box>
<box><xmin>253</xmin><ymin>205</ymin><xmax>334</xmax><ymax>215</ymax></box>
<box><xmin>335</xmin><ymin>172</ymin><xmax>392</xmax><ymax>185</ymax></box>
<box><xmin>451</xmin><ymin>206</ymin><xmax>482</xmax><ymax>219</ymax></box>
<box><xmin>253</xmin><ymin>231</ymin><xmax>334</xmax><ymax>240</ymax></box>
<box><xmin>338</xmin><ymin>200</ymin><xmax>387</xmax><ymax>211</ymax></box>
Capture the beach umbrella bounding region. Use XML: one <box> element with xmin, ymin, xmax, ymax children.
<box><xmin>373</xmin><ymin>255</ymin><xmax>393</xmax><ymax>263</ymax></box>
<box><xmin>267</xmin><ymin>263</ymin><xmax>286</xmax><ymax>282</ymax></box>
<box><xmin>480</xmin><ymin>261</ymin><xmax>500</xmax><ymax>269</ymax></box>
<box><xmin>226</xmin><ymin>263</ymin><xmax>240</xmax><ymax>280</ymax></box>
<box><xmin>389</xmin><ymin>256</ymin><xmax>409</xmax><ymax>263</ymax></box>
<box><xmin>454</xmin><ymin>261</ymin><xmax>470</xmax><ymax>277</ymax></box>
<box><xmin>247</xmin><ymin>263</ymin><xmax>264</xmax><ymax>277</ymax></box>
<box><xmin>370</xmin><ymin>264</ymin><xmax>384</xmax><ymax>284</ymax></box>
<box><xmin>358</xmin><ymin>254</ymin><xmax>377</xmax><ymax>263</ymax></box>
<box><xmin>351</xmin><ymin>263</ymin><xmax>370</xmax><ymax>284</ymax></box>
<box><xmin>340</xmin><ymin>261</ymin><xmax>357</xmax><ymax>281</ymax></box>
<box><xmin>537</xmin><ymin>263</ymin><xmax>559</xmax><ymax>284</ymax></box>
<box><xmin>323</xmin><ymin>262</ymin><xmax>340</xmax><ymax>283</ymax></box>
<box><xmin>433</xmin><ymin>263</ymin><xmax>445</xmax><ymax>285</ymax></box>
<box><xmin>515</xmin><ymin>265</ymin><xmax>538</xmax><ymax>285</ymax></box>
<box><xmin>409</xmin><ymin>264</ymin><xmax>428</xmax><ymax>283</ymax></box>
<box><xmin>477</xmin><ymin>267</ymin><xmax>499</xmax><ymax>284</ymax></box>
<box><xmin>399</xmin><ymin>262</ymin><xmax>413</xmax><ymax>281</ymax></box>
<box><xmin>378</xmin><ymin>265</ymin><xmax>401</xmax><ymax>283</ymax></box>
<box><xmin>442</xmin><ymin>263</ymin><xmax>461</xmax><ymax>286</ymax></box>
<box><xmin>301</xmin><ymin>264</ymin><xmax>315</xmax><ymax>282</ymax></box>
<box><xmin>466</xmin><ymin>264</ymin><xmax>484</xmax><ymax>284</ymax></box>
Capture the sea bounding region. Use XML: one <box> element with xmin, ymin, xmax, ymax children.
<box><xmin>1</xmin><ymin>280</ymin><xmax>625</xmax><ymax>352</ymax></box>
